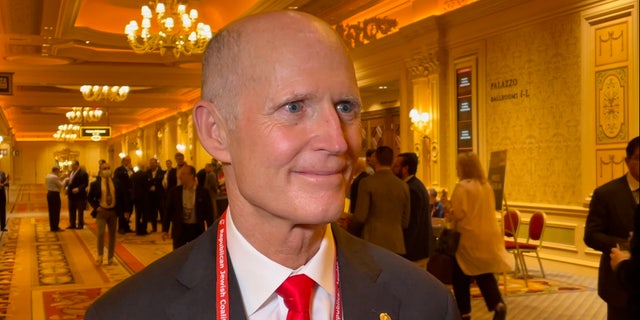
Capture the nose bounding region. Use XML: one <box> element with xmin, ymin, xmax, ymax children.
<box><xmin>312</xmin><ymin>103</ymin><xmax>350</xmax><ymax>154</ymax></box>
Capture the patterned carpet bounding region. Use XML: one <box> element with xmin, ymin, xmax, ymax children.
<box><xmin>3</xmin><ymin>184</ymin><xmax>172</xmax><ymax>320</ymax></box>
<box><xmin>1</xmin><ymin>184</ymin><xmax>607</xmax><ymax>319</ymax></box>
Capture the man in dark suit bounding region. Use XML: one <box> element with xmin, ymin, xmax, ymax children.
<box><xmin>162</xmin><ymin>165</ymin><xmax>214</xmax><ymax>249</ymax></box>
<box><xmin>65</xmin><ymin>160</ymin><xmax>88</xmax><ymax>229</ymax></box>
<box><xmin>113</xmin><ymin>156</ymin><xmax>133</xmax><ymax>233</ymax></box>
<box><xmin>585</xmin><ymin>135</ymin><xmax>639</xmax><ymax>319</ymax></box>
<box><xmin>163</xmin><ymin>152</ymin><xmax>186</xmax><ymax>194</ymax></box>
<box><xmin>146</xmin><ymin>158</ymin><xmax>165</xmax><ymax>232</ymax></box>
<box><xmin>352</xmin><ymin>146</ymin><xmax>411</xmax><ymax>255</ymax></box>
<box><xmin>393</xmin><ymin>152</ymin><xmax>435</xmax><ymax>266</ymax></box>
<box><xmin>86</xmin><ymin>11</ymin><xmax>458</xmax><ymax>319</ymax></box>
<box><xmin>130</xmin><ymin>163</ymin><xmax>150</xmax><ymax>235</ymax></box>
<box><xmin>348</xmin><ymin>157</ymin><xmax>369</xmax><ymax>214</ymax></box>
<box><xmin>611</xmin><ymin>205</ymin><xmax>640</xmax><ymax>319</ymax></box>
<box><xmin>0</xmin><ymin>170</ymin><xmax>8</xmax><ymax>231</ymax></box>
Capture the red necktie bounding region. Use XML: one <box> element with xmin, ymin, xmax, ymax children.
<box><xmin>276</xmin><ymin>274</ymin><xmax>315</xmax><ymax>320</ymax></box>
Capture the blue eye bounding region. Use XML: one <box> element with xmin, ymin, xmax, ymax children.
<box><xmin>336</xmin><ymin>102</ymin><xmax>354</xmax><ymax>114</ymax></box>
<box><xmin>285</xmin><ymin>102</ymin><xmax>303</xmax><ymax>113</ymax></box>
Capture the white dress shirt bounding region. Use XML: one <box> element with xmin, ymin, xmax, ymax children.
<box><xmin>226</xmin><ymin>211</ymin><xmax>337</xmax><ymax>319</ymax></box>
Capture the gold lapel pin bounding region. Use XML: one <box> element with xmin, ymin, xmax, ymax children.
<box><xmin>379</xmin><ymin>313</ymin><xmax>391</xmax><ymax>320</ymax></box>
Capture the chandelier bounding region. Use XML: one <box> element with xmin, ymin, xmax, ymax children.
<box><xmin>124</xmin><ymin>1</ymin><xmax>213</xmax><ymax>57</ymax></box>
<box><xmin>53</xmin><ymin>124</ymin><xmax>80</xmax><ymax>141</ymax></box>
<box><xmin>66</xmin><ymin>107</ymin><xmax>103</xmax><ymax>124</ymax></box>
<box><xmin>80</xmin><ymin>85</ymin><xmax>129</xmax><ymax>102</ymax></box>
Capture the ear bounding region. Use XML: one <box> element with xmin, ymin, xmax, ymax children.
<box><xmin>193</xmin><ymin>100</ymin><xmax>231</xmax><ymax>163</ymax></box>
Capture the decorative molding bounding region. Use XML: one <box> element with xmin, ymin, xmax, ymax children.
<box><xmin>595</xmin><ymin>21</ymin><xmax>628</xmax><ymax>66</ymax></box>
<box><xmin>335</xmin><ymin>16</ymin><xmax>398</xmax><ymax>49</ymax></box>
<box><xmin>595</xmin><ymin>67</ymin><xmax>627</xmax><ymax>144</ymax></box>
<box><xmin>406</xmin><ymin>52</ymin><xmax>439</xmax><ymax>79</ymax></box>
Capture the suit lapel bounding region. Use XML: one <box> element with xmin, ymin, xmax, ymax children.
<box><xmin>333</xmin><ymin>225</ymin><xmax>401</xmax><ymax>319</ymax></box>
<box><xmin>165</xmin><ymin>225</ymin><xmax>247</xmax><ymax>319</ymax></box>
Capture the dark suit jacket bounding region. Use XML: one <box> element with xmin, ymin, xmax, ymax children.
<box><xmin>85</xmin><ymin>224</ymin><xmax>459</xmax><ymax>319</ymax></box>
<box><xmin>88</xmin><ymin>176</ymin><xmax>128</xmax><ymax>213</ymax></box>
<box><xmin>585</xmin><ymin>175</ymin><xmax>637</xmax><ymax>306</ymax></box>
<box><xmin>348</xmin><ymin>171</ymin><xmax>369</xmax><ymax>214</ymax></box>
<box><xmin>147</xmin><ymin>168</ymin><xmax>165</xmax><ymax>200</ymax></box>
<box><xmin>66</xmin><ymin>168</ymin><xmax>88</xmax><ymax>200</ymax></box>
<box><xmin>163</xmin><ymin>185</ymin><xmax>214</xmax><ymax>240</ymax></box>
<box><xmin>615</xmin><ymin>205</ymin><xmax>640</xmax><ymax>318</ymax></box>
<box><xmin>113</xmin><ymin>165</ymin><xmax>133</xmax><ymax>212</ymax></box>
<box><xmin>404</xmin><ymin>176</ymin><xmax>435</xmax><ymax>261</ymax></box>
<box><xmin>166</xmin><ymin>168</ymin><xmax>178</xmax><ymax>193</ymax></box>
<box><xmin>131</xmin><ymin>170</ymin><xmax>151</xmax><ymax>201</ymax></box>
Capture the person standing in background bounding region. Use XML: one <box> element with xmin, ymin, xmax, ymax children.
<box><xmin>163</xmin><ymin>152</ymin><xmax>186</xmax><ymax>193</ymax></box>
<box><xmin>65</xmin><ymin>160</ymin><xmax>88</xmax><ymax>230</ymax></box>
<box><xmin>392</xmin><ymin>152</ymin><xmax>435</xmax><ymax>267</ymax></box>
<box><xmin>162</xmin><ymin>165</ymin><xmax>214</xmax><ymax>249</ymax></box>
<box><xmin>585</xmin><ymin>136</ymin><xmax>639</xmax><ymax>319</ymax></box>
<box><xmin>88</xmin><ymin>162</ymin><xmax>122</xmax><ymax>266</ymax></box>
<box><xmin>146</xmin><ymin>158</ymin><xmax>165</xmax><ymax>232</ymax></box>
<box><xmin>113</xmin><ymin>156</ymin><xmax>134</xmax><ymax>234</ymax></box>
<box><xmin>45</xmin><ymin>166</ymin><xmax>66</xmax><ymax>232</ymax></box>
<box><xmin>348</xmin><ymin>157</ymin><xmax>369</xmax><ymax>214</ymax></box>
<box><xmin>131</xmin><ymin>163</ymin><xmax>150</xmax><ymax>235</ymax></box>
<box><xmin>0</xmin><ymin>170</ymin><xmax>7</xmax><ymax>231</ymax></box>
<box><xmin>352</xmin><ymin>146</ymin><xmax>411</xmax><ymax>255</ymax></box>
<box><xmin>448</xmin><ymin>152</ymin><xmax>510</xmax><ymax>320</ymax></box>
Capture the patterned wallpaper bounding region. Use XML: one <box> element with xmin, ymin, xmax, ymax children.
<box><xmin>485</xmin><ymin>13</ymin><xmax>583</xmax><ymax>206</ymax></box>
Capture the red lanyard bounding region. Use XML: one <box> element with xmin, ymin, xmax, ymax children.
<box><xmin>216</xmin><ymin>211</ymin><xmax>343</xmax><ymax>319</ymax></box>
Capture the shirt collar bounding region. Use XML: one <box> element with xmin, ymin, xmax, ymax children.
<box><xmin>226</xmin><ymin>211</ymin><xmax>336</xmax><ymax>316</ymax></box>
<box><xmin>627</xmin><ymin>172</ymin><xmax>639</xmax><ymax>191</ymax></box>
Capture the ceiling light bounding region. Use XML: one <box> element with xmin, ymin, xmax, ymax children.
<box><xmin>80</xmin><ymin>85</ymin><xmax>129</xmax><ymax>102</ymax></box>
<box><xmin>124</xmin><ymin>0</ymin><xmax>213</xmax><ymax>57</ymax></box>
<box><xmin>66</xmin><ymin>107</ymin><xmax>103</xmax><ymax>124</ymax></box>
<box><xmin>53</xmin><ymin>124</ymin><xmax>80</xmax><ymax>141</ymax></box>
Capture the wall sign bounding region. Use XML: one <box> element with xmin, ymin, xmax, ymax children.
<box><xmin>0</xmin><ymin>73</ymin><xmax>13</xmax><ymax>95</ymax></box>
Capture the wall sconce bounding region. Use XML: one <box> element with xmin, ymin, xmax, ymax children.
<box><xmin>118</xmin><ymin>152</ymin><xmax>127</xmax><ymax>159</ymax></box>
<box><xmin>135</xmin><ymin>149</ymin><xmax>143</xmax><ymax>157</ymax></box>
<box><xmin>176</xmin><ymin>143</ymin><xmax>186</xmax><ymax>152</ymax></box>
<box><xmin>409</xmin><ymin>108</ymin><xmax>432</xmax><ymax>138</ymax></box>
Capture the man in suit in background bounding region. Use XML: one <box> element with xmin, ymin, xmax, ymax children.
<box><xmin>585</xmin><ymin>135</ymin><xmax>639</xmax><ymax>319</ymax></box>
<box><xmin>393</xmin><ymin>152</ymin><xmax>435</xmax><ymax>267</ymax></box>
<box><xmin>163</xmin><ymin>152</ymin><xmax>186</xmax><ymax>194</ymax></box>
<box><xmin>86</xmin><ymin>11</ymin><xmax>458</xmax><ymax>319</ymax></box>
<box><xmin>352</xmin><ymin>146</ymin><xmax>411</xmax><ymax>255</ymax></box>
<box><xmin>0</xmin><ymin>170</ymin><xmax>8</xmax><ymax>231</ymax></box>
<box><xmin>66</xmin><ymin>160</ymin><xmax>88</xmax><ymax>229</ymax></box>
<box><xmin>113</xmin><ymin>156</ymin><xmax>134</xmax><ymax>234</ymax></box>
<box><xmin>146</xmin><ymin>158</ymin><xmax>165</xmax><ymax>232</ymax></box>
<box><xmin>162</xmin><ymin>165</ymin><xmax>214</xmax><ymax>249</ymax></box>
<box><xmin>348</xmin><ymin>157</ymin><xmax>369</xmax><ymax>214</ymax></box>
<box><xmin>131</xmin><ymin>163</ymin><xmax>150</xmax><ymax>235</ymax></box>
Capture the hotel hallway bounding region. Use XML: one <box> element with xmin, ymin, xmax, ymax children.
<box><xmin>1</xmin><ymin>184</ymin><xmax>606</xmax><ymax>319</ymax></box>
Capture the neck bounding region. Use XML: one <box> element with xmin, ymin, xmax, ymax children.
<box><xmin>229</xmin><ymin>201</ymin><xmax>326</xmax><ymax>269</ymax></box>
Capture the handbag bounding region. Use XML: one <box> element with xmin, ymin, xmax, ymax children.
<box><xmin>427</xmin><ymin>252</ymin><xmax>454</xmax><ymax>284</ymax></box>
<box><xmin>435</xmin><ymin>228</ymin><xmax>460</xmax><ymax>257</ymax></box>
<box><xmin>426</xmin><ymin>227</ymin><xmax>460</xmax><ymax>284</ymax></box>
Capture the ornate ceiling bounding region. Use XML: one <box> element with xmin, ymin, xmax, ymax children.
<box><xmin>0</xmin><ymin>0</ymin><xmax>458</xmax><ymax>141</ymax></box>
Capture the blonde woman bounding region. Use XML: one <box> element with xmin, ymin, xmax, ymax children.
<box><xmin>447</xmin><ymin>152</ymin><xmax>511</xmax><ymax>320</ymax></box>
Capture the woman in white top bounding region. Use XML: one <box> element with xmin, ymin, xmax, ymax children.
<box><xmin>447</xmin><ymin>152</ymin><xmax>511</xmax><ymax>320</ymax></box>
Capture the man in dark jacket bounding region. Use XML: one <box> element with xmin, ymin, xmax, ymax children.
<box><xmin>65</xmin><ymin>160</ymin><xmax>89</xmax><ymax>229</ymax></box>
<box><xmin>146</xmin><ymin>158</ymin><xmax>165</xmax><ymax>232</ymax></box>
<box><xmin>393</xmin><ymin>152</ymin><xmax>435</xmax><ymax>265</ymax></box>
<box><xmin>131</xmin><ymin>163</ymin><xmax>150</xmax><ymax>235</ymax></box>
<box><xmin>585</xmin><ymin>136</ymin><xmax>639</xmax><ymax>319</ymax></box>
<box><xmin>162</xmin><ymin>165</ymin><xmax>214</xmax><ymax>249</ymax></box>
<box><xmin>113</xmin><ymin>156</ymin><xmax>133</xmax><ymax>233</ymax></box>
